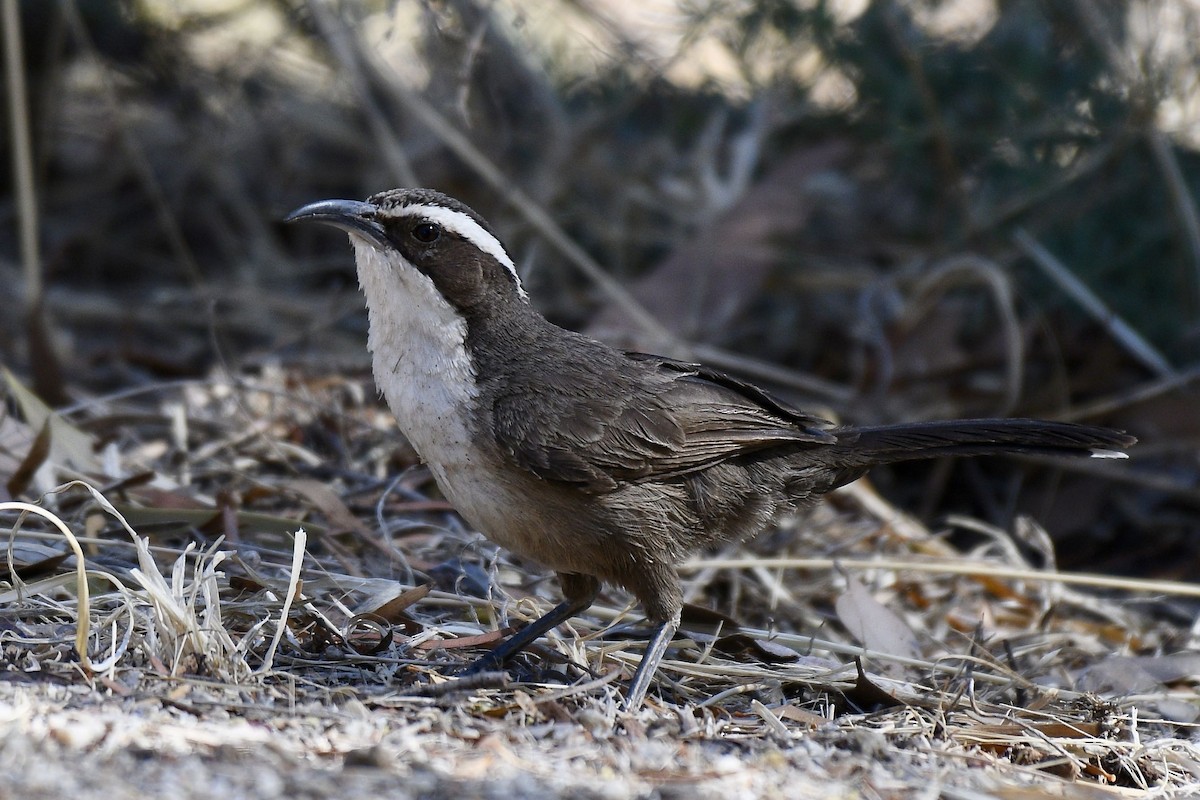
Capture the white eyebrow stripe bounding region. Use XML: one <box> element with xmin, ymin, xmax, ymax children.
<box><xmin>398</xmin><ymin>204</ymin><xmax>528</xmax><ymax>299</ymax></box>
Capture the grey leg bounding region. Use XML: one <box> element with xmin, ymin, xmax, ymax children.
<box><xmin>464</xmin><ymin>573</ymin><xmax>600</xmax><ymax>674</ymax></box>
<box><xmin>622</xmin><ymin>610</ymin><xmax>680</xmax><ymax>711</ymax></box>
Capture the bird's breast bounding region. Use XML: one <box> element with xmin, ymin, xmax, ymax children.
<box><xmin>355</xmin><ymin>238</ymin><xmax>482</xmax><ymax>463</ymax></box>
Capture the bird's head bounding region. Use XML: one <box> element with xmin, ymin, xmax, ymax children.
<box><xmin>286</xmin><ymin>188</ymin><xmax>528</xmax><ymax>312</ymax></box>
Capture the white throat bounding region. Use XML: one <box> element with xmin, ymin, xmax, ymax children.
<box><xmin>351</xmin><ymin>236</ymin><xmax>479</xmax><ymax>468</ymax></box>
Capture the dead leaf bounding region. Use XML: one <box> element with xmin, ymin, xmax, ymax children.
<box><xmin>5</xmin><ymin>420</ymin><xmax>51</xmax><ymax>498</ymax></box>
<box><xmin>112</xmin><ymin>505</ymin><xmax>324</xmax><ymax>537</ymax></box>
<box><xmin>229</xmin><ymin>574</ymin><xmax>266</xmax><ymax>592</ymax></box>
<box><xmin>776</xmin><ymin>704</ymin><xmax>829</xmax><ymax>727</ymax></box>
<box><xmin>680</xmin><ymin>602</ymin><xmax>743</xmax><ymax>634</ymax></box>
<box><xmin>363</xmin><ymin>584</ymin><xmax>431</xmax><ymax>635</ymax></box>
<box><xmin>955</xmin><ymin>721</ymin><xmax>1102</xmax><ymax>740</ymax></box>
<box><xmin>1076</xmin><ymin>652</ymin><xmax>1200</xmax><ymax>707</ymax></box>
<box><xmin>284</xmin><ymin>478</ymin><xmax>370</xmax><ymax>535</ymax></box>
<box><xmin>587</xmin><ymin>145</ymin><xmax>850</xmax><ymax>344</ymax></box>
<box><xmin>713</xmin><ymin>633</ymin><xmax>801</xmax><ymax>664</ymax></box>
<box><xmin>838</xmin><ymin>658</ymin><xmax>902</xmax><ymax>712</ymax></box>
<box><xmin>412</xmin><ymin>628</ymin><xmax>513</xmax><ymax>651</ymax></box>
<box><xmin>834</xmin><ymin>574</ymin><xmax>921</xmax><ymax>661</ymax></box>
<box><xmin>342</xmin><ymin>613</ymin><xmax>395</xmax><ymax>655</ymax></box>
<box><xmin>3</xmin><ymin>368</ymin><xmax>99</xmax><ymax>474</ymax></box>
<box><xmin>129</xmin><ymin>485</ymin><xmax>211</xmax><ymax>510</ymax></box>
<box><xmin>0</xmin><ymin>541</ymin><xmax>71</xmax><ymax>581</ymax></box>
<box><xmin>25</xmin><ymin>300</ymin><xmax>67</xmax><ymax>407</ymax></box>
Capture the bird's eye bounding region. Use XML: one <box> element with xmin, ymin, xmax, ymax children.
<box><xmin>412</xmin><ymin>223</ymin><xmax>441</xmax><ymax>244</ymax></box>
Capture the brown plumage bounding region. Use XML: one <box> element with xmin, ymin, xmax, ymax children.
<box><xmin>287</xmin><ymin>189</ymin><xmax>1136</xmax><ymax>710</ymax></box>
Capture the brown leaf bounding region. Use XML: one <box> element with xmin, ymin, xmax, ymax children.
<box><xmin>25</xmin><ymin>300</ymin><xmax>68</xmax><ymax>407</ymax></box>
<box><xmin>5</xmin><ymin>419</ymin><xmax>51</xmax><ymax>498</ymax></box>
<box><xmin>957</xmin><ymin>721</ymin><xmax>1102</xmax><ymax>739</ymax></box>
<box><xmin>284</xmin><ymin>478</ymin><xmax>369</xmax><ymax>535</ymax></box>
<box><xmin>834</xmin><ymin>574</ymin><xmax>920</xmax><ymax>661</ymax></box>
<box><xmin>412</xmin><ymin>628</ymin><xmax>513</xmax><ymax>651</ymax></box>
<box><xmin>370</xmin><ymin>584</ymin><xmax>431</xmax><ymax>619</ymax></box>
<box><xmin>365</xmin><ymin>584</ymin><xmax>431</xmax><ymax>635</ymax></box>
<box><xmin>229</xmin><ymin>574</ymin><xmax>266</xmax><ymax>592</ymax></box>
<box><xmin>112</xmin><ymin>505</ymin><xmax>322</xmax><ymax>537</ymax></box>
<box><xmin>775</xmin><ymin>704</ymin><xmax>829</xmax><ymax>727</ymax></box>
<box><xmin>587</xmin><ymin>145</ymin><xmax>850</xmax><ymax>344</ymax></box>
<box><xmin>839</xmin><ymin>658</ymin><xmax>902</xmax><ymax>713</ymax></box>
<box><xmin>713</xmin><ymin>633</ymin><xmax>801</xmax><ymax>664</ymax></box>
<box><xmin>129</xmin><ymin>486</ymin><xmax>212</xmax><ymax>510</ymax></box>
<box><xmin>3</xmin><ymin>367</ymin><xmax>98</xmax><ymax>474</ymax></box>
<box><xmin>680</xmin><ymin>602</ymin><xmax>743</xmax><ymax>634</ymax></box>
<box><xmin>0</xmin><ymin>542</ymin><xmax>70</xmax><ymax>581</ymax></box>
<box><xmin>342</xmin><ymin>613</ymin><xmax>395</xmax><ymax>655</ymax></box>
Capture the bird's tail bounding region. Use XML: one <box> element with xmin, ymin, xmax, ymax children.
<box><xmin>827</xmin><ymin>418</ymin><xmax>1135</xmax><ymax>469</ymax></box>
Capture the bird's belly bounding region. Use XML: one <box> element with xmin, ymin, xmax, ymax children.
<box><xmin>433</xmin><ymin>459</ymin><xmax>592</xmax><ymax>566</ymax></box>
<box><xmin>392</xmin><ymin>414</ymin><xmax>541</xmax><ymax>553</ymax></box>
<box><xmin>400</xmin><ymin>429</ymin><xmax>513</xmax><ymax>539</ymax></box>
<box><xmin>430</xmin><ymin>461</ymin><xmax>519</xmax><ymax>541</ymax></box>
<box><xmin>406</xmin><ymin>434</ymin><xmax>611</xmax><ymax>574</ymax></box>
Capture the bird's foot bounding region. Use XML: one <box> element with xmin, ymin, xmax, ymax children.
<box><xmin>459</xmin><ymin>651</ymin><xmax>508</xmax><ymax>677</ymax></box>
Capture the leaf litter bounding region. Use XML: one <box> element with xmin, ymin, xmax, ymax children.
<box><xmin>0</xmin><ymin>367</ymin><xmax>1198</xmax><ymax>798</ymax></box>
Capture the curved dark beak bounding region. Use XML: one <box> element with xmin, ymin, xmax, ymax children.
<box><xmin>284</xmin><ymin>199</ymin><xmax>389</xmax><ymax>248</ymax></box>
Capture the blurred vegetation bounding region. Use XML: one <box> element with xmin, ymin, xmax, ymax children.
<box><xmin>2</xmin><ymin>0</ymin><xmax>1199</xmax><ymax>575</ymax></box>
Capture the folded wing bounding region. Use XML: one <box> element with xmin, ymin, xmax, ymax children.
<box><xmin>490</xmin><ymin>350</ymin><xmax>835</xmax><ymax>493</ymax></box>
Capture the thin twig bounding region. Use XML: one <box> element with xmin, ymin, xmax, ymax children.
<box><xmin>409</xmin><ymin>671</ymin><xmax>510</xmax><ymax>697</ymax></box>
<box><xmin>303</xmin><ymin>0</ymin><xmax>418</xmax><ymax>187</ymax></box>
<box><xmin>1071</xmin><ymin>0</ymin><xmax>1200</xmax><ymax>310</ymax></box>
<box><xmin>2</xmin><ymin>0</ymin><xmax>39</xmax><ymax>306</ymax></box>
<box><xmin>1013</xmin><ymin>228</ymin><xmax>1174</xmax><ymax>377</ymax></box>
<box><xmin>678</xmin><ymin>555</ymin><xmax>1200</xmax><ymax>599</ymax></box>
<box><xmin>1055</xmin><ymin>363</ymin><xmax>1200</xmax><ymax>422</ymax></box>
<box><xmin>1147</xmin><ymin>130</ymin><xmax>1200</xmax><ymax>308</ymax></box>
<box><xmin>335</xmin><ymin>14</ymin><xmax>678</xmax><ymax>350</ymax></box>
<box><xmin>906</xmin><ymin>255</ymin><xmax>1024</xmax><ymax>416</ymax></box>
<box><xmin>62</xmin><ymin>0</ymin><xmax>206</xmax><ymax>290</ymax></box>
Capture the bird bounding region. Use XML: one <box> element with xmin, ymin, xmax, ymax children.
<box><xmin>286</xmin><ymin>188</ymin><xmax>1135</xmax><ymax>710</ymax></box>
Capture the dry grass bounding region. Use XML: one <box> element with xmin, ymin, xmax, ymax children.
<box><xmin>1</xmin><ymin>370</ymin><xmax>1198</xmax><ymax>798</ymax></box>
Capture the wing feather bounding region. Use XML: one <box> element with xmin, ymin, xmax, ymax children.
<box><xmin>490</xmin><ymin>350</ymin><xmax>835</xmax><ymax>493</ymax></box>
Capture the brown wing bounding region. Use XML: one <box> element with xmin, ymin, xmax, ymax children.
<box><xmin>489</xmin><ymin>349</ymin><xmax>835</xmax><ymax>493</ymax></box>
